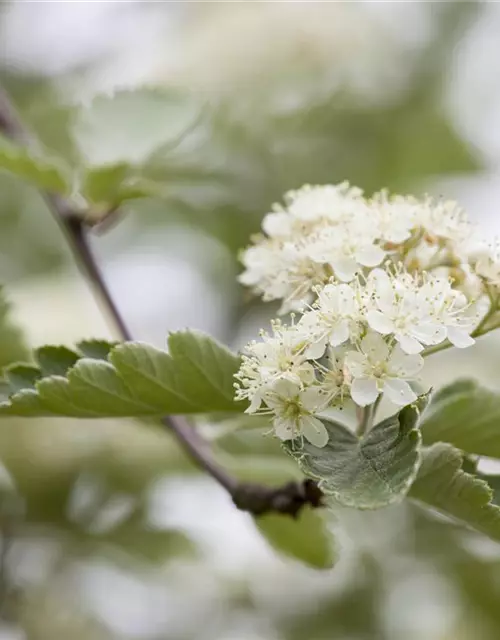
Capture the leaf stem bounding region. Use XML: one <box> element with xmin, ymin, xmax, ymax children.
<box><xmin>0</xmin><ymin>85</ymin><xmax>322</xmax><ymax>518</ymax></box>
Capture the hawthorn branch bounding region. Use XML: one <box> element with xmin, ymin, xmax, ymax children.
<box><xmin>0</xmin><ymin>86</ymin><xmax>323</xmax><ymax>518</ymax></box>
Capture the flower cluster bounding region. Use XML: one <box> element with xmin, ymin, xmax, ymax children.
<box><xmin>239</xmin><ymin>183</ymin><xmax>482</xmax><ymax>313</ymax></box>
<box><xmin>235</xmin><ymin>182</ymin><xmax>500</xmax><ymax>447</ymax></box>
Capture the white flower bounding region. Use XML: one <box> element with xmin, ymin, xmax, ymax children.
<box><xmin>298</xmin><ymin>282</ymin><xmax>363</xmax><ymax>358</ymax></box>
<box><xmin>418</xmin><ymin>277</ymin><xmax>476</xmax><ymax>348</ymax></box>
<box><xmin>234</xmin><ymin>322</ymin><xmax>314</xmax><ymax>413</ymax></box>
<box><xmin>365</xmin><ymin>268</ymin><xmax>447</xmax><ymax>354</ymax></box>
<box><xmin>238</xmin><ymin>241</ymin><xmax>282</xmax><ymax>288</ymax></box>
<box><xmin>239</xmin><ymin>240</ymin><xmax>329</xmax><ymax>312</ymax></box>
<box><xmin>264</xmin><ymin>379</ymin><xmax>329</xmax><ymax>447</ymax></box>
<box><xmin>285</xmin><ymin>182</ymin><xmax>364</xmax><ymax>223</ymax></box>
<box><xmin>474</xmin><ymin>242</ymin><xmax>500</xmax><ymax>288</ymax></box>
<box><xmin>311</xmin><ymin>222</ymin><xmax>385</xmax><ymax>282</ymax></box>
<box><xmin>417</xmin><ymin>197</ymin><xmax>472</xmax><ymax>247</ymax></box>
<box><xmin>345</xmin><ymin>332</ymin><xmax>423</xmax><ymax>407</ymax></box>
<box><xmin>370</xmin><ymin>190</ymin><xmax>417</xmax><ymax>245</ymax></box>
<box><xmin>317</xmin><ymin>346</ymin><xmax>349</xmax><ymax>404</ymax></box>
<box><xmin>261</xmin><ymin>210</ymin><xmax>294</xmax><ymax>238</ymax></box>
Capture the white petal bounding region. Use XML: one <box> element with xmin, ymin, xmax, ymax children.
<box><xmin>301</xmin><ymin>415</ymin><xmax>329</xmax><ymax>448</ymax></box>
<box><xmin>411</xmin><ymin>323</ymin><xmax>447</xmax><ymax>346</ymax></box>
<box><xmin>388</xmin><ymin>347</ymin><xmax>424</xmax><ymax>376</ymax></box>
<box><xmin>447</xmin><ymin>326</ymin><xmax>475</xmax><ymax>349</ymax></box>
<box><xmin>262</xmin><ymin>212</ymin><xmax>292</xmax><ymax>237</ymax></box>
<box><xmin>330</xmin><ymin>257</ymin><xmax>359</xmax><ymax>282</ymax></box>
<box><xmin>300</xmin><ymin>387</ymin><xmax>329</xmax><ymax>411</ymax></box>
<box><xmin>396</xmin><ymin>334</ymin><xmax>424</xmax><ymax>355</ymax></box>
<box><xmin>304</xmin><ymin>338</ymin><xmax>327</xmax><ymax>360</ymax></box>
<box><xmin>337</xmin><ymin>284</ymin><xmax>357</xmax><ymax>314</ymax></box>
<box><xmin>344</xmin><ymin>351</ymin><xmax>367</xmax><ymax>378</ymax></box>
<box><xmin>273</xmin><ymin>417</ymin><xmax>296</xmax><ymax>441</ymax></box>
<box><xmin>351</xmin><ymin>378</ymin><xmax>380</xmax><ymax>407</ymax></box>
<box><xmin>383</xmin><ymin>379</ymin><xmax>417</xmax><ymax>406</ymax></box>
<box><xmin>361</xmin><ymin>332</ymin><xmax>390</xmax><ymax>361</ymax></box>
<box><xmin>355</xmin><ymin>244</ymin><xmax>385</xmax><ymax>267</ymax></box>
<box><xmin>246</xmin><ymin>392</ymin><xmax>263</xmax><ymax>414</ymax></box>
<box><xmin>329</xmin><ymin>320</ymin><xmax>350</xmax><ymax>346</ymax></box>
<box><xmin>265</xmin><ymin>379</ymin><xmax>299</xmax><ymax>408</ymax></box>
<box><xmin>366</xmin><ymin>310</ymin><xmax>394</xmax><ymax>335</ymax></box>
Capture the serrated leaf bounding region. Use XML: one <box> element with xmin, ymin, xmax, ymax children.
<box><xmin>284</xmin><ymin>396</ymin><xmax>428</xmax><ymax>509</ymax></box>
<box><xmin>36</xmin><ymin>346</ymin><xmax>80</xmax><ymax>376</ymax></box>
<box><xmin>0</xmin><ymin>331</ymin><xmax>242</xmax><ymax>418</ymax></box>
<box><xmin>77</xmin><ymin>339</ymin><xmax>117</xmax><ymax>361</ymax></box>
<box><xmin>5</xmin><ymin>364</ymin><xmax>41</xmax><ymax>391</ymax></box>
<box><xmin>225</xmin><ymin>454</ymin><xmax>336</xmax><ymax>569</ymax></box>
<box><xmin>409</xmin><ymin>443</ymin><xmax>500</xmax><ymax>541</ymax></box>
<box><xmin>167</xmin><ymin>330</ymin><xmax>241</xmax><ymax>411</ymax></box>
<box><xmin>0</xmin><ymin>135</ymin><xmax>71</xmax><ymax>194</ymax></box>
<box><xmin>108</xmin><ymin>342</ymin><xmax>199</xmax><ymax>413</ymax></box>
<box><xmin>421</xmin><ymin>379</ymin><xmax>500</xmax><ymax>458</ymax></box>
<box><xmin>75</xmin><ymin>88</ymin><xmax>199</xmax><ymax>165</ymax></box>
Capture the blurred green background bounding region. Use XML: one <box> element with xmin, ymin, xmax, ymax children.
<box><xmin>1</xmin><ymin>2</ymin><xmax>500</xmax><ymax>638</ymax></box>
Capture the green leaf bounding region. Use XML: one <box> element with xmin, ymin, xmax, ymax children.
<box><xmin>167</xmin><ymin>330</ymin><xmax>241</xmax><ymax>411</ymax></box>
<box><xmin>0</xmin><ymin>135</ymin><xmax>71</xmax><ymax>194</ymax></box>
<box><xmin>81</xmin><ymin>163</ymin><xmax>159</xmax><ymax>210</ymax></box>
<box><xmin>75</xmin><ymin>88</ymin><xmax>199</xmax><ymax>165</ymax></box>
<box><xmin>5</xmin><ymin>364</ymin><xmax>41</xmax><ymax>392</ymax></box>
<box><xmin>225</xmin><ymin>454</ymin><xmax>336</xmax><ymax>569</ymax></box>
<box><xmin>0</xmin><ymin>287</ymin><xmax>29</xmax><ymax>369</ymax></box>
<box><xmin>409</xmin><ymin>443</ymin><xmax>500</xmax><ymax>542</ymax></box>
<box><xmin>35</xmin><ymin>346</ymin><xmax>80</xmax><ymax>376</ymax></box>
<box><xmin>77</xmin><ymin>339</ymin><xmax>117</xmax><ymax>361</ymax></box>
<box><xmin>256</xmin><ymin>509</ymin><xmax>336</xmax><ymax>570</ymax></box>
<box><xmin>284</xmin><ymin>396</ymin><xmax>428</xmax><ymax>509</ymax></box>
<box><xmin>0</xmin><ymin>331</ymin><xmax>242</xmax><ymax>418</ymax></box>
<box><xmin>421</xmin><ymin>380</ymin><xmax>500</xmax><ymax>458</ymax></box>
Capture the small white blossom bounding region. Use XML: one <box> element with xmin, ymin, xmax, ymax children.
<box><xmin>285</xmin><ymin>182</ymin><xmax>364</xmax><ymax>223</ymax></box>
<box><xmin>311</xmin><ymin>222</ymin><xmax>385</xmax><ymax>282</ymax></box>
<box><xmin>344</xmin><ymin>332</ymin><xmax>423</xmax><ymax>407</ymax></box>
<box><xmin>370</xmin><ymin>190</ymin><xmax>417</xmax><ymax>245</ymax></box>
<box><xmin>365</xmin><ymin>268</ymin><xmax>447</xmax><ymax>354</ymax></box>
<box><xmin>298</xmin><ymin>282</ymin><xmax>363</xmax><ymax>358</ymax></box>
<box><xmin>234</xmin><ymin>322</ymin><xmax>314</xmax><ymax>413</ymax></box>
<box><xmin>474</xmin><ymin>242</ymin><xmax>500</xmax><ymax>289</ymax></box>
<box><xmin>316</xmin><ymin>346</ymin><xmax>350</xmax><ymax>404</ymax></box>
<box><xmin>264</xmin><ymin>379</ymin><xmax>329</xmax><ymax>447</ymax></box>
<box><xmin>417</xmin><ymin>197</ymin><xmax>472</xmax><ymax>248</ymax></box>
<box><xmin>418</xmin><ymin>277</ymin><xmax>476</xmax><ymax>348</ymax></box>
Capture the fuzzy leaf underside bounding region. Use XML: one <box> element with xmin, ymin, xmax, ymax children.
<box><xmin>283</xmin><ymin>395</ymin><xmax>428</xmax><ymax>510</ymax></box>
<box><xmin>0</xmin><ymin>331</ymin><xmax>242</xmax><ymax>418</ymax></box>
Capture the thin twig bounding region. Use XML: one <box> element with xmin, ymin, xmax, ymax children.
<box><xmin>0</xmin><ymin>85</ymin><xmax>322</xmax><ymax>518</ymax></box>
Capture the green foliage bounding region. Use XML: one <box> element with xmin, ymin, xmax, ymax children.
<box><xmin>256</xmin><ymin>509</ymin><xmax>336</xmax><ymax>570</ymax></box>
<box><xmin>284</xmin><ymin>396</ymin><xmax>428</xmax><ymax>509</ymax></box>
<box><xmin>421</xmin><ymin>379</ymin><xmax>500</xmax><ymax>458</ymax></box>
<box><xmin>81</xmin><ymin>162</ymin><xmax>162</xmax><ymax>212</ymax></box>
<box><xmin>0</xmin><ymin>135</ymin><xmax>71</xmax><ymax>194</ymax></box>
<box><xmin>0</xmin><ymin>331</ymin><xmax>242</xmax><ymax>417</ymax></box>
<box><xmin>227</xmin><ymin>454</ymin><xmax>336</xmax><ymax>569</ymax></box>
<box><xmin>409</xmin><ymin>443</ymin><xmax>500</xmax><ymax>542</ymax></box>
<box><xmin>0</xmin><ymin>287</ymin><xmax>29</xmax><ymax>368</ymax></box>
